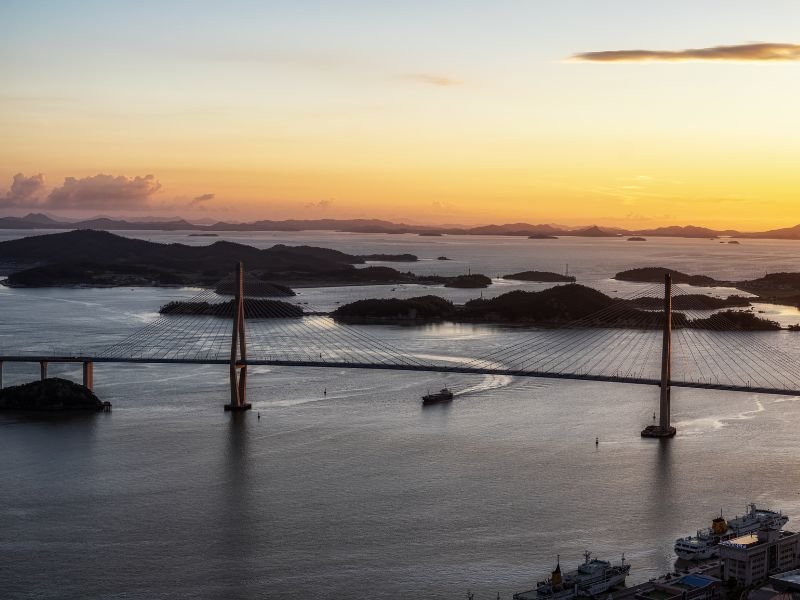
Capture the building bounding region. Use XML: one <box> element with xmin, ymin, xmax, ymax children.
<box><xmin>719</xmin><ymin>528</ymin><xmax>800</xmax><ymax>586</ymax></box>
<box><xmin>634</xmin><ymin>573</ymin><xmax>721</xmax><ymax>600</ymax></box>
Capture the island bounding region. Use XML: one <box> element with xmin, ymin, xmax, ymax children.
<box><xmin>0</xmin><ymin>378</ymin><xmax>106</xmax><ymax>411</ymax></box>
<box><xmin>614</xmin><ymin>267</ymin><xmax>720</xmax><ymax>286</ymax></box>
<box><xmin>332</xmin><ymin>295</ymin><xmax>455</xmax><ymax>323</ymax></box>
<box><xmin>502</xmin><ymin>271</ymin><xmax>575</xmax><ymax>282</ymax></box>
<box><xmin>357</xmin><ymin>253</ymin><xmax>418</xmax><ymax>262</ymax></box>
<box><xmin>437</xmin><ymin>256</ymin><xmax>451</xmax><ymax>261</ymax></box>
<box><xmin>419</xmin><ymin>232</ymin><xmax>443</xmax><ymax>237</ymax></box>
<box><xmin>528</xmin><ymin>234</ymin><xmax>558</xmax><ymax>239</ymax></box>
<box><xmin>626</xmin><ymin>294</ymin><xmax>750</xmax><ymax>310</ymax></box>
<box><xmin>689</xmin><ymin>310</ymin><xmax>780</xmax><ymax>330</ymax></box>
<box><xmin>443</xmin><ymin>274</ymin><xmax>492</xmax><ymax>288</ymax></box>
<box><xmin>728</xmin><ymin>240</ymin><xmax>740</xmax><ymax>244</ymax></box>
<box><xmin>159</xmin><ymin>298</ymin><xmax>303</xmax><ymax>317</ymax></box>
<box><xmin>215</xmin><ymin>279</ymin><xmax>295</xmax><ymax>297</ymax></box>
<box><xmin>330</xmin><ymin>284</ymin><xmax>781</xmax><ymax>330</ymax></box>
<box><xmin>627</xmin><ymin>237</ymin><xmax>647</xmax><ymax>242</ymax></box>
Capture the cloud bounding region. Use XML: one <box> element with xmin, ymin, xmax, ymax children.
<box><xmin>0</xmin><ymin>173</ymin><xmax>46</xmax><ymax>207</ymax></box>
<box><xmin>305</xmin><ymin>199</ymin><xmax>333</xmax><ymax>210</ymax></box>
<box><xmin>400</xmin><ymin>73</ymin><xmax>464</xmax><ymax>87</ymax></box>
<box><xmin>190</xmin><ymin>193</ymin><xmax>215</xmax><ymax>206</ymax></box>
<box><xmin>571</xmin><ymin>42</ymin><xmax>800</xmax><ymax>63</ymax></box>
<box><xmin>46</xmin><ymin>174</ymin><xmax>162</xmax><ymax>209</ymax></box>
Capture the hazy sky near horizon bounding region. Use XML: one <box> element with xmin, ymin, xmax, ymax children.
<box><xmin>2</xmin><ymin>1</ymin><xmax>800</xmax><ymax>228</ymax></box>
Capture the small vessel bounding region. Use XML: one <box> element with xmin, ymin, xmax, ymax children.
<box><xmin>674</xmin><ymin>503</ymin><xmax>788</xmax><ymax>560</ymax></box>
<box><xmin>514</xmin><ymin>553</ymin><xmax>630</xmax><ymax>600</ymax></box>
<box><xmin>422</xmin><ymin>388</ymin><xmax>454</xmax><ymax>405</ymax></box>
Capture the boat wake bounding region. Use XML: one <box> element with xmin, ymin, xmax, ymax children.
<box><xmin>457</xmin><ymin>374</ymin><xmax>514</xmax><ymax>396</ymax></box>
<box><xmin>674</xmin><ymin>397</ymin><xmax>765</xmax><ymax>434</ymax></box>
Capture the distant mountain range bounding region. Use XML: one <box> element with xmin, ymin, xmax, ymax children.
<box><xmin>3</xmin><ymin>212</ymin><xmax>800</xmax><ymax>239</ymax></box>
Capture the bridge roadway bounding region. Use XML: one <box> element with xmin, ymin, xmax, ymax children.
<box><xmin>1</xmin><ymin>355</ymin><xmax>799</xmax><ymax>398</ymax></box>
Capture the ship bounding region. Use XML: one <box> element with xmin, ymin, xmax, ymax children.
<box><xmin>674</xmin><ymin>503</ymin><xmax>788</xmax><ymax>560</ymax></box>
<box><xmin>513</xmin><ymin>552</ymin><xmax>630</xmax><ymax>600</ymax></box>
<box><xmin>422</xmin><ymin>388</ymin><xmax>454</xmax><ymax>405</ymax></box>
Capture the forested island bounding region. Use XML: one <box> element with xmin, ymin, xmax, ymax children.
<box><xmin>160</xmin><ymin>298</ymin><xmax>303</xmax><ymax>317</ymax></box>
<box><xmin>443</xmin><ymin>274</ymin><xmax>492</xmax><ymax>288</ymax></box>
<box><xmin>358</xmin><ymin>253</ymin><xmax>418</xmax><ymax>262</ymax></box>
<box><xmin>331</xmin><ymin>284</ymin><xmax>782</xmax><ymax>330</ymax></box>
<box><xmin>0</xmin><ymin>378</ymin><xmax>105</xmax><ymax>411</ymax></box>
<box><xmin>502</xmin><ymin>271</ymin><xmax>575</xmax><ymax>282</ymax></box>
<box><xmin>614</xmin><ymin>267</ymin><xmax>720</xmax><ymax>286</ymax></box>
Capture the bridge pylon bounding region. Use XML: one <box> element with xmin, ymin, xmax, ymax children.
<box><xmin>641</xmin><ymin>273</ymin><xmax>677</xmax><ymax>438</ymax></box>
<box><xmin>224</xmin><ymin>261</ymin><xmax>251</xmax><ymax>412</ymax></box>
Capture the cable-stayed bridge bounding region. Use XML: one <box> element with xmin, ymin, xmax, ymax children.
<box><xmin>2</xmin><ymin>263</ymin><xmax>799</xmax><ymax>436</ymax></box>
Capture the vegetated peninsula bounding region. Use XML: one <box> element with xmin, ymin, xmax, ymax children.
<box><xmin>502</xmin><ymin>271</ymin><xmax>575</xmax><ymax>282</ymax></box>
<box><xmin>0</xmin><ymin>378</ymin><xmax>105</xmax><ymax>411</ymax></box>
<box><xmin>331</xmin><ymin>284</ymin><xmax>781</xmax><ymax>330</ymax></box>
<box><xmin>735</xmin><ymin>273</ymin><xmax>800</xmax><ymax>302</ymax></box>
<box><xmin>0</xmin><ymin>230</ymin><xmax>484</xmax><ymax>289</ymax></box>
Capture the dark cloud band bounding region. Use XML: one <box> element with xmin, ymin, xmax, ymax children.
<box><xmin>571</xmin><ymin>42</ymin><xmax>800</xmax><ymax>63</ymax></box>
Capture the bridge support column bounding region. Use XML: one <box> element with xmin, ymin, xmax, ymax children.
<box><xmin>0</xmin><ymin>360</ymin><xmax>3</xmax><ymax>389</ymax></box>
<box><xmin>224</xmin><ymin>261</ymin><xmax>251</xmax><ymax>412</ymax></box>
<box><xmin>82</xmin><ymin>361</ymin><xmax>94</xmax><ymax>391</ymax></box>
<box><xmin>642</xmin><ymin>273</ymin><xmax>677</xmax><ymax>438</ymax></box>
<box><xmin>40</xmin><ymin>360</ymin><xmax>48</xmax><ymax>381</ymax></box>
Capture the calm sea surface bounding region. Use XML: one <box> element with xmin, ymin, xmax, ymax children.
<box><xmin>2</xmin><ymin>231</ymin><xmax>800</xmax><ymax>599</ymax></box>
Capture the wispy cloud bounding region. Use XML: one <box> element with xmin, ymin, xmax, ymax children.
<box><xmin>190</xmin><ymin>193</ymin><xmax>215</xmax><ymax>207</ymax></box>
<box><xmin>400</xmin><ymin>73</ymin><xmax>464</xmax><ymax>87</ymax></box>
<box><xmin>571</xmin><ymin>42</ymin><xmax>800</xmax><ymax>63</ymax></box>
<box><xmin>305</xmin><ymin>199</ymin><xmax>333</xmax><ymax>210</ymax></box>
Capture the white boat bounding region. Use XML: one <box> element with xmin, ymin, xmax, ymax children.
<box><xmin>674</xmin><ymin>503</ymin><xmax>788</xmax><ymax>560</ymax></box>
<box><xmin>514</xmin><ymin>553</ymin><xmax>630</xmax><ymax>600</ymax></box>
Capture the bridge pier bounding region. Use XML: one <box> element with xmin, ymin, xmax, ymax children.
<box><xmin>642</xmin><ymin>273</ymin><xmax>677</xmax><ymax>438</ymax></box>
<box><xmin>0</xmin><ymin>360</ymin><xmax>3</xmax><ymax>389</ymax></box>
<box><xmin>82</xmin><ymin>361</ymin><xmax>94</xmax><ymax>391</ymax></box>
<box><xmin>224</xmin><ymin>261</ymin><xmax>251</xmax><ymax>412</ymax></box>
<box><xmin>40</xmin><ymin>360</ymin><xmax>48</xmax><ymax>381</ymax></box>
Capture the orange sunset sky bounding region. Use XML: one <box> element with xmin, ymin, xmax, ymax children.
<box><xmin>2</xmin><ymin>1</ymin><xmax>800</xmax><ymax>229</ymax></box>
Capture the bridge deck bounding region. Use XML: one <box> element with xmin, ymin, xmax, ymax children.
<box><xmin>1</xmin><ymin>355</ymin><xmax>798</xmax><ymax>397</ymax></box>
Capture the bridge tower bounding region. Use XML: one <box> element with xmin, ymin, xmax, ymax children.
<box><xmin>224</xmin><ymin>262</ymin><xmax>251</xmax><ymax>412</ymax></box>
<box><xmin>641</xmin><ymin>273</ymin><xmax>677</xmax><ymax>438</ymax></box>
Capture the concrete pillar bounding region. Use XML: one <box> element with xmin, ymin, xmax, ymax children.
<box><xmin>40</xmin><ymin>360</ymin><xmax>48</xmax><ymax>380</ymax></box>
<box><xmin>0</xmin><ymin>360</ymin><xmax>3</xmax><ymax>389</ymax></box>
<box><xmin>82</xmin><ymin>361</ymin><xmax>93</xmax><ymax>390</ymax></box>
<box><xmin>225</xmin><ymin>261</ymin><xmax>251</xmax><ymax>412</ymax></box>
<box><xmin>641</xmin><ymin>273</ymin><xmax>676</xmax><ymax>438</ymax></box>
<box><xmin>659</xmin><ymin>273</ymin><xmax>672</xmax><ymax>431</ymax></box>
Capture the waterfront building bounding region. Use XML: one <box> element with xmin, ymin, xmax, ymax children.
<box><xmin>634</xmin><ymin>573</ymin><xmax>721</xmax><ymax>600</ymax></box>
<box><xmin>719</xmin><ymin>528</ymin><xmax>800</xmax><ymax>586</ymax></box>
